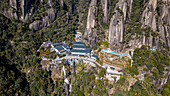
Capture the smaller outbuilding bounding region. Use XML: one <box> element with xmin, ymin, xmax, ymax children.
<box><xmin>91</xmin><ymin>55</ymin><xmax>98</xmax><ymax>60</ymax></box>
<box><xmin>51</xmin><ymin>42</ymin><xmax>70</xmax><ymax>54</ymax></box>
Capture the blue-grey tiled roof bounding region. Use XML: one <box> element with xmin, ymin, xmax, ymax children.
<box><xmin>86</xmin><ymin>48</ymin><xmax>91</xmax><ymax>53</ymax></box>
<box><xmin>53</xmin><ymin>42</ymin><xmax>63</xmax><ymax>47</ymax></box>
<box><xmin>63</xmin><ymin>44</ymin><xmax>69</xmax><ymax>48</ymax></box>
<box><xmin>71</xmin><ymin>48</ymin><xmax>91</xmax><ymax>54</ymax></box>
<box><xmin>73</xmin><ymin>42</ymin><xmax>84</xmax><ymax>45</ymax></box>
<box><xmin>71</xmin><ymin>42</ymin><xmax>91</xmax><ymax>55</ymax></box>
<box><xmin>72</xmin><ymin>45</ymin><xmax>86</xmax><ymax>49</ymax></box>
<box><xmin>92</xmin><ymin>55</ymin><xmax>98</xmax><ymax>57</ymax></box>
<box><xmin>55</xmin><ymin>45</ymin><xmax>64</xmax><ymax>51</ymax></box>
<box><xmin>60</xmin><ymin>50</ymin><xmax>67</xmax><ymax>54</ymax></box>
<box><xmin>71</xmin><ymin>49</ymin><xmax>87</xmax><ymax>53</ymax></box>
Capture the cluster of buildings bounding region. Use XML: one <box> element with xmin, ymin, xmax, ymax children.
<box><xmin>40</xmin><ymin>31</ymin><xmax>124</xmax><ymax>83</ymax></box>
<box><xmin>41</xmin><ymin>41</ymin><xmax>123</xmax><ymax>82</ymax></box>
<box><xmin>42</xmin><ymin>41</ymin><xmax>92</xmax><ymax>57</ymax></box>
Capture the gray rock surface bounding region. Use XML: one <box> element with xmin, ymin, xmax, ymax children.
<box><xmin>89</xmin><ymin>29</ymin><xmax>97</xmax><ymax>48</ymax></box>
<box><xmin>3</xmin><ymin>8</ymin><xmax>18</xmax><ymax>19</ymax></box>
<box><xmin>2</xmin><ymin>0</ymin><xmax>18</xmax><ymax>19</ymax></box>
<box><xmin>86</xmin><ymin>0</ymin><xmax>97</xmax><ymax>30</ymax></box>
<box><xmin>83</xmin><ymin>0</ymin><xmax>98</xmax><ymax>48</ymax></box>
<box><xmin>29</xmin><ymin>0</ymin><xmax>57</xmax><ymax>30</ymax></box>
<box><xmin>141</xmin><ymin>0</ymin><xmax>157</xmax><ymax>32</ymax></box>
<box><xmin>20</xmin><ymin>0</ymin><xmax>33</xmax><ymax>21</ymax></box>
<box><xmin>108</xmin><ymin>0</ymin><xmax>127</xmax><ymax>51</ymax></box>
<box><xmin>46</xmin><ymin>8</ymin><xmax>56</xmax><ymax>25</ymax></box>
<box><xmin>101</xmin><ymin>0</ymin><xmax>108</xmax><ymax>23</ymax></box>
<box><xmin>127</xmin><ymin>0</ymin><xmax>133</xmax><ymax>19</ymax></box>
<box><xmin>10</xmin><ymin>0</ymin><xmax>17</xmax><ymax>9</ymax></box>
<box><xmin>29</xmin><ymin>20</ymin><xmax>43</xmax><ymax>31</ymax></box>
<box><xmin>141</xmin><ymin>0</ymin><xmax>170</xmax><ymax>48</ymax></box>
<box><xmin>60</xmin><ymin>0</ymin><xmax>64</xmax><ymax>8</ymax></box>
<box><xmin>109</xmin><ymin>11</ymin><xmax>124</xmax><ymax>47</ymax></box>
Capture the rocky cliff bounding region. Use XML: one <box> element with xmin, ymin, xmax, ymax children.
<box><xmin>86</xmin><ymin>0</ymin><xmax>97</xmax><ymax>32</ymax></box>
<box><xmin>84</xmin><ymin>0</ymin><xmax>169</xmax><ymax>51</ymax></box>
<box><xmin>0</xmin><ymin>0</ymin><xmax>169</xmax><ymax>51</ymax></box>
<box><xmin>2</xmin><ymin>0</ymin><xmax>18</xmax><ymax>19</ymax></box>
<box><xmin>108</xmin><ymin>0</ymin><xmax>127</xmax><ymax>51</ymax></box>
<box><xmin>1</xmin><ymin>0</ymin><xmax>34</xmax><ymax>21</ymax></box>
<box><xmin>140</xmin><ymin>0</ymin><xmax>169</xmax><ymax>48</ymax></box>
<box><xmin>83</xmin><ymin>0</ymin><xmax>98</xmax><ymax>48</ymax></box>
<box><xmin>1</xmin><ymin>0</ymin><xmax>64</xmax><ymax>30</ymax></box>
<box><xmin>101</xmin><ymin>0</ymin><xmax>108</xmax><ymax>23</ymax></box>
<box><xmin>141</xmin><ymin>0</ymin><xmax>157</xmax><ymax>32</ymax></box>
<box><xmin>20</xmin><ymin>0</ymin><xmax>34</xmax><ymax>21</ymax></box>
<box><xmin>158</xmin><ymin>0</ymin><xmax>170</xmax><ymax>48</ymax></box>
<box><xmin>29</xmin><ymin>0</ymin><xmax>56</xmax><ymax>30</ymax></box>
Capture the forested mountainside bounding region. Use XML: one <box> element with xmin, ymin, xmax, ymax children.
<box><xmin>0</xmin><ymin>0</ymin><xmax>169</xmax><ymax>96</ymax></box>
<box><xmin>0</xmin><ymin>0</ymin><xmax>169</xmax><ymax>51</ymax></box>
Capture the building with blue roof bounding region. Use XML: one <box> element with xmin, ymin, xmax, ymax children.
<box><xmin>51</xmin><ymin>42</ymin><xmax>70</xmax><ymax>54</ymax></box>
<box><xmin>72</xmin><ymin>45</ymin><xmax>86</xmax><ymax>50</ymax></box>
<box><xmin>71</xmin><ymin>42</ymin><xmax>91</xmax><ymax>56</ymax></box>
<box><xmin>53</xmin><ymin>42</ymin><xmax>63</xmax><ymax>47</ymax></box>
<box><xmin>60</xmin><ymin>50</ymin><xmax>67</xmax><ymax>54</ymax></box>
<box><xmin>73</xmin><ymin>42</ymin><xmax>84</xmax><ymax>45</ymax></box>
<box><xmin>63</xmin><ymin>44</ymin><xmax>70</xmax><ymax>51</ymax></box>
<box><xmin>55</xmin><ymin>46</ymin><xmax>64</xmax><ymax>51</ymax></box>
<box><xmin>91</xmin><ymin>54</ymin><xmax>98</xmax><ymax>60</ymax></box>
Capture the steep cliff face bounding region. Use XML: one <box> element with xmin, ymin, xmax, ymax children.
<box><xmin>108</xmin><ymin>0</ymin><xmax>169</xmax><ymax>52</ymax></box>
<box><xmin>1</xmin><ymin>0</ymin><xmax>35</xmax><ymax>21</ymax></box>
<box><xmin>83</xmin><ymin>0</ymin><xmax>98</xmax><ymax>48</ymax></box>
<box><xmin>20</xmin><ymin>0</ymin><xmax>34</xmax><ymax>21</ymax></box>
<box><xmin>128</xmin><ymin>34</ymin><xmax>160</xmax><ymax>50</ymax></box>
<box><xmin>29</xmin><ymin>0</ymin><xmax>56</xmax><ymax>30</ymax></box>
<box><xmin>127</xmin><ymin>0</ymin><xmax>160</xmax><ymax>50</ymax></box>
<box><xmin>1</xmin><ymin>0</ymin><xmax>34</xmax><ymax>21</ymax></box>
<box><xmin>108</xmin><ymin>0</ymin><xmax>127</xmax><ymax>51</ymax></box>
<box><xmin>101</xmin><ymin>0</ymin><xmax>108</xmax><ymax>23</ymax></box>
<box><xmin>60</xmin><ymin>0</ymin><xmax>65</xmax><ymax>8</ymax></box>
<box><xmin>29</xmin><ymin>8</ymin><xmax>56</xmax><ymax>30</ymax></box>
<box><xmin>0</xmin><ymin>0</ymin><xmax>169</xmax><ymax>50</ymax></box>
<box><xmin>2</xmin><ymin>0</ymin><xmax>18</xmax><ymax>19</ymax></box>
<box><xmin>109</xmin><ymin>11</ymin><xmax>124</xmax><ymax>50</ymax></box>
<box><xmin>158</xmin><ymin>1</ymin><xmax>170</xmax><ymax>48</ymax></box>
<box><xmin>86</xmin><ymin>0</ymin><xmax>97</xmax><ymax>31</ymax></box>
<box><xmin>141</xmin><ymin>0</ymin><xmax>157</xmax><ymax>32</ymax></box>
<box><xmin>3</xmin><ymin>8</ymin><xmax>18</xmax><ymax>19</ymax></box>
<box><xmin>127</xmin><ymin>0</ymin><xmax>133</xmax><ymax>19</ymax></box>
<box><xmin>1</xmin><ymin>0</ymin><xmax>58</xmax><ymax>30</ymax></box>
<box><xmin>139</xmin><ymin>0</ymin><xmax>159</xmax><ymax>48</ymax></box>
<box><xmin>140</xmin><ymin>0</ymin><xmax>170</xmax><ymax>48</ymax></box>
<box><xmin>10</xmin><ymin>0</ymin><xmax>17</xmax><ymax>10</ymax></box>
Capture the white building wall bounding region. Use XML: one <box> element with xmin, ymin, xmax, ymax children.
<box><xmin>71</xmin><ymin>52</ymin><xmax>86</xmax><ymax>55</ymax></box>
<box><xmin>54</xmin><ymin>49</ymin><xmax>59</xmax><ymax>53</ymax></box>
<box><xmin>73</xmin><ymin>48</ymin><xmax>86</xmax><ymax>50</ymax></box>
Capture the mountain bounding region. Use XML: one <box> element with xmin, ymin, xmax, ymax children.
<box><xmin>0</xmin><ymin>0</ymin><xmax>169</xmax><ymax>96</ymax></box>
<box><xmin>83</xmin><ymin>0</ymin><xmax>170</xmax><ymax>52</ymax></box>
<box><xmin>1</xmin><ymin>0</ymin><xmax>169</xmax><ymax>52</ymax></box>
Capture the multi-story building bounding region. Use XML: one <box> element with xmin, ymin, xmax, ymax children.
<box><xmin>71</xmin><ymin>42</ymin><xmax>91</xmax><ymax>56</ymax></box>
